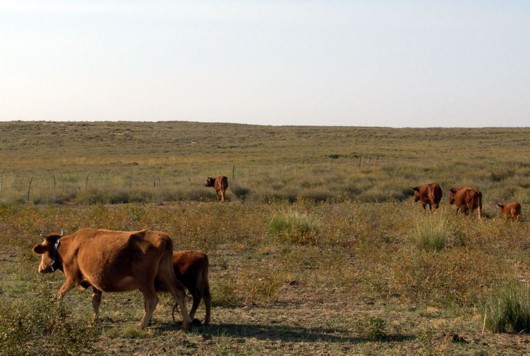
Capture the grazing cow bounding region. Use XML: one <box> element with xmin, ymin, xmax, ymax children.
<box><xmin>412</xmin><ymin>183</ymin><xmax>443</xmax><ymax>211</ymax></box>
<box><xmin>448</xmin><ymin>187</ymin><xmax>483</xmax><ymax>219</ymax></box>
<box><xmin>168</xmin><ymin>251</ymin><xmax>211</xmax><ymax>325</ymax></box>
<box><xmin>32</xmin><ymin>229</ymin><xmax>193</xmax><ymax>329</ymax></box>
<box><xmin>497</xmin><ymin>201</ymin><xmax>522</xmax><ymax>222</ymax></box>
<box><xmin>205</xmin><ymin>176</ymin><xmax>228</xmax><ymax>202</ymax></box>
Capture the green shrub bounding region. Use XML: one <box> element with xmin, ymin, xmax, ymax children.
<box><xmin>267</xmin><ymin>211</ymin><xmax>320</xmax><ymax>245</ymax></box>
<box><xmin>0</xmin><ymin>285</ymin><xmax>97</xmax><ymax>354</ymax></box>
<box><xmin>484</xmin><ymin>279</ymin><xmax>530</xmax><ymax>333</ymax></box>
<box><xmin>353</xmin><ymin>316</ymin><xmax>388</xmax><ymax>340</ymax></box>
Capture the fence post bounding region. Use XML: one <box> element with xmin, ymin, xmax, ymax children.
<box><xmin>27</xmin><ymin>177</ymin><xmax>33</xmax><ymax>204</ymax></box>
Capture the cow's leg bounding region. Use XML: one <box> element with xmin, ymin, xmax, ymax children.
<box><xmin>138</xmin><ymin>287</ymin><xmax>159</xmax><ymax>329</ymax></box>
<box><xmin>476</xmin><ymin>206</ymin><xmax>482</xmax><ymax>220</ymax></box>
<box><xmin>156</xmin><ymin>270</ymin><xmax>192</xmax><ymax>328</ymax></box>
<box><xmin>57</xmin><ymin>278</ymin><xmax>77</xmax><ymax>301</ymax></box>
<box><xmin>220</xmin><ymin>190</ymin><xmax>225</xmax><ymax>202</ymax></box>
<box><xmin>173</xmin><ymin>289</ymin><xmax>192</xmax><ymax>327</ymax></box>
<box><xmin>203</xmin><ymin>284</ymin><xmax>211</xmax><ymax>326</ymax></box>
<box><xmin>92</xmin><ymin>288</ymin><xmax>103</xmax><ymax>321</ymax></box>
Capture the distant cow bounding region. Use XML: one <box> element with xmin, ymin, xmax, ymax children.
<box><xmin>497</xmin><ymin>201</ymin><xmax>521</xmax><ymax>222</ymax></box>
<box><xmin>32</xmin><ymin>229</ymin><xmax>193</xmax><ymax>329</ymax></box>
<box><xmin>169</xmin><ymin>251</ymin><xmax>211</xmax><ymax>325</ymax></box>
<box><xmin>205</xmin><ymin>176</ymin><xmax>228</xmax><ymax>202</ymax></box>
<box><xmin>448</xmin><ymin>187</ymin><xmax>483</xmax><ymax>219</ymax></box>
<box><xmin>413</xmin><ymin>183</ymin><xmax>443</xmax><ymax>211</ymax></box>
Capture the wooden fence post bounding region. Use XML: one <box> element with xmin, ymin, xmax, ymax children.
<box><xmin>27</xmin><ymin>177</ymin><xmax>33</xmax><ymax>203</ymax></box>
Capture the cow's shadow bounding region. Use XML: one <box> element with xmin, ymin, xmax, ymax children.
<box><xmin>153</xmin><ymin>321</ymin><xmax>415</xmax><ymax>344</ymax></box>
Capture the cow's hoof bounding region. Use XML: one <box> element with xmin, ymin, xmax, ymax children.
<box><xmin>192</xmin><ymin>318</ymin><xmax>202</xmax><ymax>327</ymax></box>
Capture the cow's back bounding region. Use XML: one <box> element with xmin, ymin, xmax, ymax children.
<box><xmin>216</xmin><ymin>176</ymin><xmax>228</xmax><ymax>190</ymax></box>
<box><xmin>428</xmin><ymin>183</ymin><xmax>442</xmax><ymax>204</ymax></box>
<box><xmin>72</xmin><ymin>229</ymin><xmax>173</xmax><ymax>292</ymax></box>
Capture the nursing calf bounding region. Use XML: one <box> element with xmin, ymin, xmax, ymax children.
<box><xmin>168</xmin><ymin>250</ymin><xmax>211</xmax><ymax>325</ymax></box>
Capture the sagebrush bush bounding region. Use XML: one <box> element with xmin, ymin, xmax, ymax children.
<box><xmin>484</xmin><ymin>279</ymin><xmax>530</xmax><ymax>333</ymax></box>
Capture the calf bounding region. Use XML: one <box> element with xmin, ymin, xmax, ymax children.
<box><xmin>498</xmin><ymin>201</ymin><xmax>522</xmax><ymax>222</ymax></box>
<box><xmin>170</xmin><ymin>251</ymin><xmax>211</xmax><ymax>325</ymax></box>
<box><xmin>205</xmin><ymin>176</ymin><xmax>228</xmax><ymax>202</ymax></box>
<box><xmin>448</xmin><ymin>187</ymin><xmax>483</xmax><ymax>219</ymax></box>
<box><xmin>32</xmin><ymin>229</ymin><xmax>193</xmax><ymax>329</ymax></box>
<box><xmin>412</xmin><ymin>183</ymin><xmax>442</xmax><ymax>211</ymax></box>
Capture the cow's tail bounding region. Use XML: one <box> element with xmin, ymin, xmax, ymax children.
<box><xmin>202</xmin><ymin>254</ymin><xmax>212</xmax><ymax>325</ymax></box>
<box><xmin>159</xmin><ymin>236</ymin><xmax>192</xmax><ymax>328</ymax></box>
<box><xmin>476</xmin><ymin>191</ymin><xmax>483</xmax><ymax>220</ymax></box>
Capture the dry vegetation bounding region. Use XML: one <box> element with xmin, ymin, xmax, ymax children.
<box><xmin>1</xmin><ymin>121</ymin><xmax>530</xmax><ymax>354</ymax></box>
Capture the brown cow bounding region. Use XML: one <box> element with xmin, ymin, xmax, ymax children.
<box><xmin>448</xmin><ymin>187</ymin><xmax>483</xmax><ymax>219</ymax></box>
<box><xmin>412</xmin><ymin>183</ymin><xmax>443</xmax><ymax>211</ymax></box>
<box><xmin>169</xmin><ymin>251</ymin><xmax>211</xmax><ymax>325</ymax></box>
<box><xmin>497</xmin><ymin>201</ymin><xmax>522</xmax><ymax>222</ymax></box>
<box><xmin>32</xmin><ymin>229</ymin><xmax>193</xmax><ymax>329</ymax></box>
<box><xmin>205</xmin><ymin>176</ymin><xmax>228</xmax><ymax>202</ymax></box>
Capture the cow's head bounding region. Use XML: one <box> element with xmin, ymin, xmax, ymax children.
<box><xmin>412</xmin><ymin>187</ymin><xmax>420</xmax><ymax>202</ymax></box>
<box><xmin>32</xmin><ymin>233</ymin><xmax>62</xmax><ymax>273</ymax></box>
<box><xmin>205</xmin><ymin>177</ymin><xmax>215</xmax><ymax>187</ymax></box>
<box><xmin>448</xmin><ymin>188</ymin><xmax>458</xmax><ymax>205</ymax></box>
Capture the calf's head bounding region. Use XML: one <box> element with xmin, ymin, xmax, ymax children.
<box><xmin>32</xmin><ymin>234</ymin><xmax>62</xmax><ymax>273</ymax></box>
<box><xmin>412</xmin><ymin>187</ymin><xmax>420</xmax><ymax>202</ymax></box>
<box><xmin>205</xmin><ymin>177</ymin><xmax>215</xmax><ymax>187</ymax></box>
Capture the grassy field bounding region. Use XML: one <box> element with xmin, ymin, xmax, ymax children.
<box><xmin>1</xmin><ymin>121</ymin><xmax>530</xmax><ymax>354</ymax></box>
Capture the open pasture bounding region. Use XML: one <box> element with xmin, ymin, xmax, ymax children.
<box><xmin>1</xmin><ymin>121</ymin><xmax>530</xmax><ymax>354</ymax></box>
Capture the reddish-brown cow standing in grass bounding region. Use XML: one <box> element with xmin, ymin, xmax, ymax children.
<box><xmin>205</xmin><ymin>176</ymin><xmax>228</xmax><ymax>202</ymax></box>
<box><xmin>32</xmin><ymin>229</ymin><xmax>193</xmax><ymax>329</ymax></box>
<box><xmin>497</xmin><ymin>201</ymin><xmax>522</xmax><ymax>222</ymax></box>
<box><xmin>448</xmin><ymin>187</ymin><xmax>483</xmax><ymax>219</ymax></box>
<box><xmin>412</xmin><ymin>183</ymin><xmax>443</xmax><ymax>211</ymax></box>
<box><xmin>167</xmin><ymin>250</ymin><xmax>211</xmax><ymax>325</ymax></box>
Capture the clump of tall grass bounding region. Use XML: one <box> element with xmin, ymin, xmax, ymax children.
<box><xmin>267</xmin><ymin>211</ymin><xmax>320</xmax><ymax>245</ymax></box>
<box><xmin>411</xmin><ymin>213</ymin><xmax>463</xmax><ymax>252</ymax></box>
<box><xmin>483</xmin><ymin>279</ymin><xmax>530</xmax><ymax>333</ymax></box>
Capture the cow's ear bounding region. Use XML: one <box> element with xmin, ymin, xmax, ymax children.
<box><xmin>497</xmin><ymin>204</ymin><xmax>504</xmax><ymax>208</ymax></box>
<box><xmin>412</xmin><ymin>187</ymin><xmax>419</xmax><ymax>192</ymax></box>
<box><xmin>33</xmin><ymin>244</ymin><xmax>46</xmax><ymax>255</ymax></box>
<box><xmin>449</xmin><ymin>188</ymin><xmax>457</xmax><ymax>194</ymax></box>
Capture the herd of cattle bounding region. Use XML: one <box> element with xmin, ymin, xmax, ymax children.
<box><xmin>413</xmin><ymin>182</ymin><xmax>522</xmax><ymax>221</ymax></box>
<box><xmin>31</xmin><ymin>179</ymin><xmax>523</xmax><ymax>330</ymax></box>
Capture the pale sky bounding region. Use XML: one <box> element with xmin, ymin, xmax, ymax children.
<box><xmin>1</xmin><ymin>1</ymin><xmax>529</xmax><ymax>127</ymax></box>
